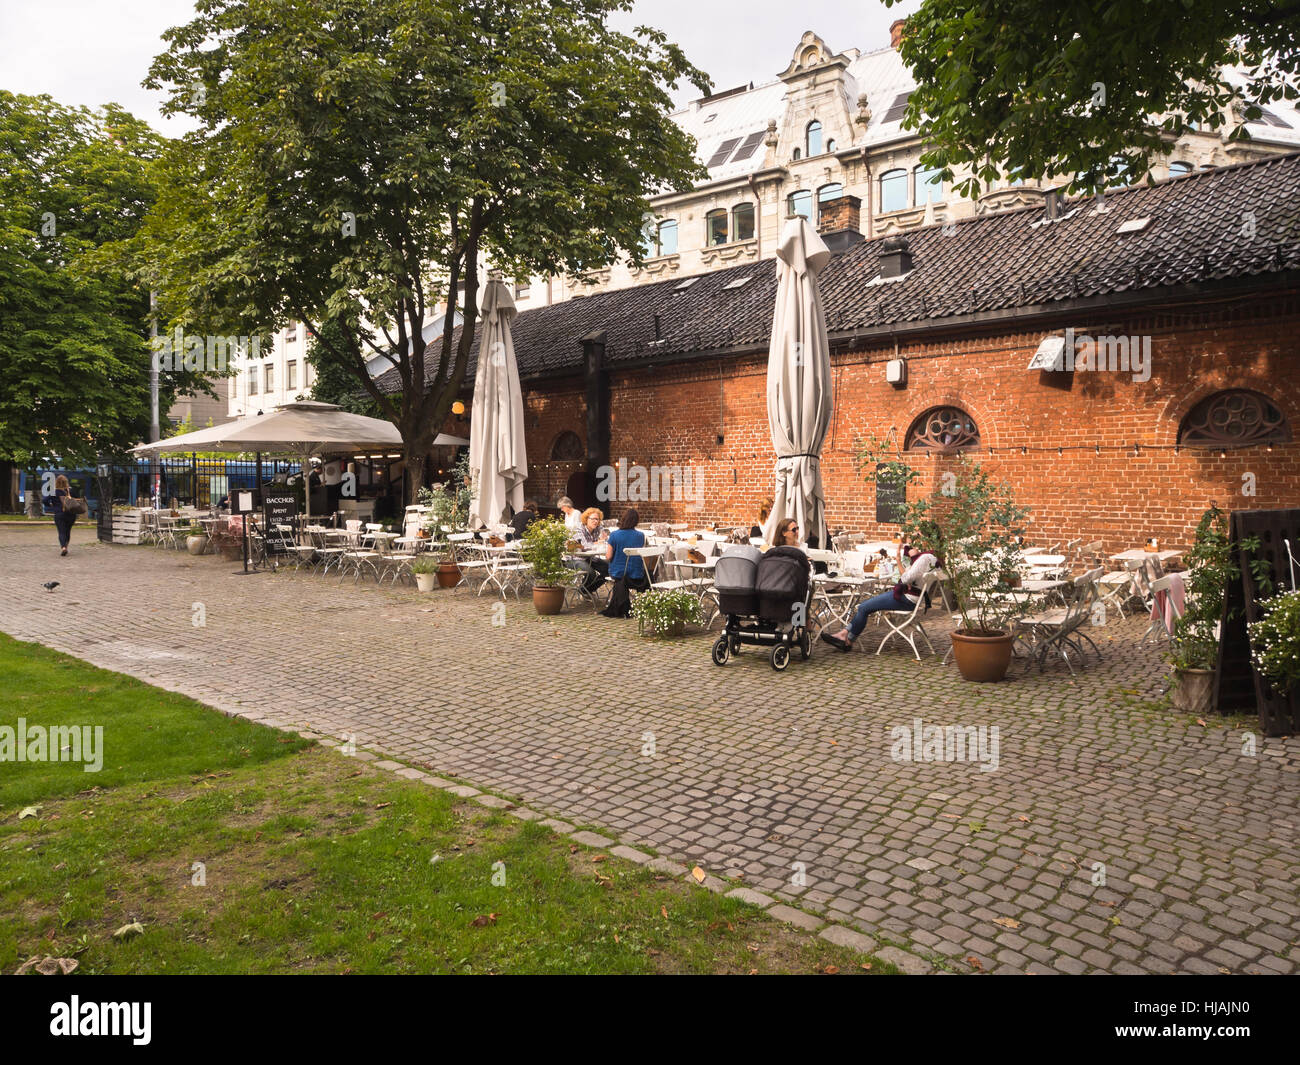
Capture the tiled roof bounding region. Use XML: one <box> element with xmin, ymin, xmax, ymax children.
<box><xmin>379</xmin><ymin>151</ymin><xmax>1300</xmax><ymax>393</ymax></box>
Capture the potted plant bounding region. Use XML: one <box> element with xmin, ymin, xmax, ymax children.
<box><xmin>210</xmin><ymin>522</ymin><xmax>244</xmax><ymax>562</ymax></box>
<box><xmin>1249</xmin><ymin>589</ymin><xmax>1300</xmax><ymax>702</ymax></box>
<box><xmin>519</xmin><ymin>517</ymin><xmax>570</xmax><ymax>615</ymax></box>
<box><xmin>1166</xmin><ymin>506</ymin><xmax>1262</xmax><ymax>714</ymax></box>
<box><xmin>186</xmin><ymin>532</ymin><xmax>209</xmax><ymax>555</ymax></box>
<box><xmin>859</xmin><ymin>438</ymin><xmax>1030</xmax><ymax>682</ymax></box>
<box><xmin>632</xmin><ymin>588</ymin><xmax>704</xmax><ymax>638</ymax></box>
<box><xmin>411</xmin><ymin>556</ymin><xmax>438</xmax><ymax>593</ymax></box>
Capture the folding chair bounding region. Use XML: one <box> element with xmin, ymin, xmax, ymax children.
<box><xmin>875</xmin><ymin>574</ymin><xmax>944</xmax><ymax>661</ymax></box>
<box><xmin>1015</xmin><ymin>568</ymin><xmax>1103</xmax><ymax>674</ymax></box>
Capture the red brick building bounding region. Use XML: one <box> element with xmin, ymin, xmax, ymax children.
<box><xmin>404</xmin><ymin>154</ymin><xmax>1300</xmax><ymax>552</ymax></box>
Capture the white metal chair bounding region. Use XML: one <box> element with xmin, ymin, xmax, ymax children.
<box><xmin>1015</xmin><ymin>568</ymin><xmax>1104</xmax><ymax>674</ymax></box>
<box><xmin>875</xmin><ymin>573</ymin><xmax>944</xmax><ymax>661</ymax></box>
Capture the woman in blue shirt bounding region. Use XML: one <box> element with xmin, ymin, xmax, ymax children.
<box><xmin>599</xmin><ymin>507</ymin><xmax>648</xmax><ymax>617</ymax></box>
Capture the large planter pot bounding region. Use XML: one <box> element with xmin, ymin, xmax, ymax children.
<box><xmin>186</xmin><ymin>534</ymin><xmax>208</xmax><ymax>556</ymax></box>
<box><xmin>533</xmin><ymin>585</ymin><xmax>565</xmax><ymax>615</ymax></box>
<box><xmin>1171</xmin><ymin>668</ymin><xmax>1214</xmax><ymax>715</ymax></box>
<box><xmin>950</xmin><ymin>629</ymin><xmax>1015</xmax><ymax>682</ymax></box>
<box><xmin>414</xmin><ymin>572</ymin><xmax>436</xmax><ymax>593</ymax></box>
<box><xmin>436</xmin><ymin>562</ymin><xmax>460</xmax><ymax>589</ymax></box>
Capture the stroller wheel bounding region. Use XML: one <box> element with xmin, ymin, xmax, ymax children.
<box><xmin>711</xmin><ymin>637</ymin><xmax>730</xmax><ymax>667</ymax></box>
<box><xmin>771</xmin><ymin>645</ymin><xmax>790</xmax><ymax>672</ymax></box>
<box><xmin>799</xmin><ymin>631</ymin><xmax>811</xmax><ymax>660</ymax></box>
<box><xmin>730</xmin><ymin>636</ymin><xmax>741</xmax><ymax>655</ymax></box>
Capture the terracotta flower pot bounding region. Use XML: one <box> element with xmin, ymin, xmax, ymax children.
<box><xmin>436</xmin><ymin>562</ymin><xmax>460</xmax><ymax>589</ymax></box>
<box><xmin>1171</xmin><ymin>668</ymin><xmax>1214</xmax><ymax>715</ymax></box>
<box><xmin>950</xmin><ymin>629</ymin><xmax>1015</xmax><ymax>682</ymax></box>
<box><xmin>533</xmin><ymin>585</ymin><xmax>565</xmax><ymax>615</ymax></box>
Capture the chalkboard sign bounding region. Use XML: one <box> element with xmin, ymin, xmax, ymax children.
<box><xmin>262</xmin><ymin>489</ymin><xmax>298</xmax><ymax>528</ymax></box>
<box><xmin>875</xmin><ymin>463</ymin><xmax>907</xmax><ymax>525</ymax></box>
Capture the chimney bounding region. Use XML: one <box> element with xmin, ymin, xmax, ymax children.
<box><xmin>1043</xmin><ymin>187</ymin><xmax>1064</xmax><ymax>220</ymax></box>
<box><xmin>817</xmin><ymin>194</ymin><xmax>865</xmax><ymax>253</ymax></box>
<box><xmin>889</xmin><ymin>19</ymin><xmax>907</xmax><ymax>50</ymax></box>
<box><xmin>878</xmin><ymin>234</ymin><xmax>913</xmax><ymax>278</ymax></box>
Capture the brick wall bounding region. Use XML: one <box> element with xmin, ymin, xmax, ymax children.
<box><xmin>514</xmin><ymin>293</ymin><xmax>1300</xmax><ymax>553</ymax></box>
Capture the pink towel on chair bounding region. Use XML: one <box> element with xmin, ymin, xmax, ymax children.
<box><xmin>1151</xmin><ymin>573</ymin><xmax>1185</xmax><ymax>633</ymax></box>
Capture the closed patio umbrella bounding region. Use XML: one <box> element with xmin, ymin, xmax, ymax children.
<box><xmin>763</xmin><ymin>216</ymin><xmax>833</xmax><ymax>550</ymax></box>
<box><xmin>468</xmin><ymin>279</ymin><xmax>527</xmax><ymax>529</ymax></box>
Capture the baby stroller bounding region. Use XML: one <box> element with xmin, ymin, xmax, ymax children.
<box><xmin>710</xmin><ymin>544</ymin><xmax>814</xmax><ymax>671</ymax></box>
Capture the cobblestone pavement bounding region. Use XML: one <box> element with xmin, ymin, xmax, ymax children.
<box><xmin>2</xmin><ymin>525</ymin><xmax>1297</xmax><ymax>974</ymax></box>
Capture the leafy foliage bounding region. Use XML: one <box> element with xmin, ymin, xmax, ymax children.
<box><xmin>143</xmin><ymin>0</ymin><xmax>709</xmax><ymax>499</ymax></box>
<box><xmin>858</xmin><ymin>435</ymin><xmax>1029</xmax><ymax>634</ymax></box>
<box><xmin>632</xmin><ymin>588</ymin><xmax>704</xmax><ymax>638</ymax></box>
<box><xmin>888</xmin><ymin>0</ymin><xmax>1300</xmax><ymax>195</ymax></box>
<box><xmin>519</xmin><ymin>518</ymin><xmax>570</xmax><ymax>587</ymax></box>
<box><xmin>0</xmin><ymin>93</ymin><xmax>196</xmax><ymax>464</ymax></box>
<box><xmin>1249</xmin><ymin>590</ymin><xmax>1300</xmax><ymax>691</ymax></box>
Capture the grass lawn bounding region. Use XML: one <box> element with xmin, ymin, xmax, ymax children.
<box><xmin>0</xmin><ymin>635</ymin><xmax>888</xmax><ymax>974</ymax></box>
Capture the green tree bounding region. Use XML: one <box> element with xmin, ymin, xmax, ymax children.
<box><xmin>0</xmin><ymin>93</ymin><xmax>191</xmax><ymax>466</ymax></box>
<box><xmin>144</xmin><ymin>0</ymin><xmax>708</xmax><ymax>499</ymax></box>
<box><xmin>888</xmin><ymin>0</ymin><xmax>1300</xmax><ymax>195</ymax></box>
<box><xmin>306</xmin><ymin>318</ymin><xmax>382</xmax><ymax>417</ymax></box>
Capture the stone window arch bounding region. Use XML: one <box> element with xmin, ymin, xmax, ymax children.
<box><xmin>905</xmin><ymin>406</ymin><xmax>981</xmax><ymax>452</ymax></box>
<box><xmin>550</xmin><ymin>430</ymin><xmax>585</xmax><ymax>461</ymax></box>
<box><xmin>1177</xmin><ymin>389</ymin><xmax>1290</xmax><ymax>449</ymax></box>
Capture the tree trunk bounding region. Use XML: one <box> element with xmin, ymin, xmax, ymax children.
<box><xmin>405</xmin><ymin>450</ymin><xmax>427</xmax><ymax>505</ymax></box>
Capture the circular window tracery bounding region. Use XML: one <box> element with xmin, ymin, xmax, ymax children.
<box><xmin>1178</xmin><ymin>390</ymin><xmax>1290</xmax><ymax>449</ymax></box>
<box><xmin>905</xmin><ymin>407</ymin><xmax>981</xmax><ymax>452</ymax></box>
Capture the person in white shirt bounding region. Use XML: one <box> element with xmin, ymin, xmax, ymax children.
<box><xmin>557</xmin><ymin>495</ymin><xmax>583</xmax><ymax>535</ymax></box>
<box><xmin>821</xmin><ymin>543</ymin><xmax>941</xmax><ymax>652</ymax></box>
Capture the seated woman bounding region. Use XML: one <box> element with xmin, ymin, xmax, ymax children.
<box><xmin>821</xmin><ymin>542</ymin><xmax>941</xmax><ymax>652</ymax></box>
<box><xmin>749</xmin><ymin>497</ymin><xmax>774</xmax><ymax>541</ymax></box>
<box><xmin>571</xmin><ymin>507</ymin><xmax>608</xmax><ymax>594</ymax></box>
<box><xmin>599</xmin><ymin>507</ymin><xmax>649</xmax><ymax>618</ymax></box>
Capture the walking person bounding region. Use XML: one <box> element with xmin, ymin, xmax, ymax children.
<box><xmin>45</xmin><ymin>475</ymin><xmax>82</xmax><ymax>557</ymax></box>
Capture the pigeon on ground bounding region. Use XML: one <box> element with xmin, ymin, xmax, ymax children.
<box><xmin>43</xmin><ymin>582</ymin><xmax>59</xmax><ymax>592</ymax></box>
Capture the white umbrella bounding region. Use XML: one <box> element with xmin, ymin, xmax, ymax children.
<box><xmin>763</xmin><ymin>216</ymin><xmax>834</xmax><ymax>550</ymax></box>
<box><xmin>468</xmin><ymin>280</ymin><xmax>528</xmax><ymax>529</ymax></box>
<box><xmin>130</xmin><ymin>400</ymin><xmax>403</xmax><ymax>526</ymax></box>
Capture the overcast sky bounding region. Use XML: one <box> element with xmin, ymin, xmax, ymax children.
<box><xmin>0</xmin><ymin>0</ymin><xmax>922</xmax><ymax>134</ymax></box>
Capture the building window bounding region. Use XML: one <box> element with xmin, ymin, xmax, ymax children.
<box><xmin>706</xmin><ymin>208</ymin><xmax>728</xmax><ymax>246</ymax></box>
<box><xmin>264</xmin><ymin>364</ymin><xmax>274</xmax><ymax>392</ymax></box>
<box><xmin>732</xmin><ymin>203</ymin><xmax>755</xmax><ymax>242</ymax></box>
<box><xmin>826</xmin><ymin>138</ymin><xmax>837</xmax><ymax>152</ymax></box>
<box><xmin>287</xmin><ymin>361</ymin><xmax>297</xmax><ymax>390</ymax></box>
<box><xmin>806</xmin><ymin>120</ymin><xmax>823</xmax><ymax>158</ymax></box>
<box><xmin>880</xmin><ymin>169</ymin><xmax>908</xmax><ymax>213</ymax></box>
<box><xmin>248</xmin><ymin>369</ymin><xmax>258</xmax><ymax>396</ymax></box>
<box><xmin>788</xmin><ymin>190</ymin><xmax>813</xmax><ymax>221</ymax></box>
<box><xmin>792</xmin><ymin>147</ymin><xmax>802</xmax><ymax>161</ymax></box>
<box><xmin>1168</xmin><ymin>161</ymin><xmax>1192</xmax><ymax>176</ymax></box>
<box><xmin>551</xmin><ymin>430</ymin><xmax>585</xmax><ymax>461</ymax></box>
<box><xmin>286</xmin><ymin>323</ymin><xmax>297</xmax><ymax>341</ymax></box>
<box><xmin>515</xmin><ymin>281</ymin><xmax>530</xmax><ymax>299</ymax></box>
<box><xmin>643</xmin><ymin>219</ymin><xmax>678</xmax><ymax>258</ymax></box>
<box><xmin>915</xmin><ymin>165</ymin><xmax>943</xmax><ymax>204</ymax></box>
<box><xmin>1178</xmin><ymin>390</ymin><xmax>1290</xmax><ymax>449</ymax></box>
<box><xmin>905</xmin><ymin>406</ymin><xmax>981</xmax><ymax>452</ymax></box>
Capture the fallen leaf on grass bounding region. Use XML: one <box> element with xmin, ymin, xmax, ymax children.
<box><xmin>647</xmin><ymin>948</ymin><xmax>661</xmax><ymax>956</ymax></box>
<box><xmin>591</xmin><ymin>854</ymin><xmax>607</xmax><ymax>863</ymax></box>
<box><xmin>375</xmin><ymin>802</ymin><xmax>392</xmax><ymax>809</ymax></box>
<box><xmin>992</xmin><ymin>917</ymin><xmax>1021</xmax><ymax>929</ymax></box>
<box><xmin>691</xmin><ymin>866</ymin><xmax>706</xmax><ymax>883</ymax></box>
<box><xmin>966</xmin><ymin>956</ymin><xmax>983</xmax><ymax>971</ymax></box>
<box><xmin>822</xmin><ymin>965</ymin><xmax>839</xmax><ymax>974</ymax></box>
<box><xmin>18</xmin><ymin>806</ymin><xmax>41</xmax><ymax>821</ymax></box>
<box><xmin>1196</xmin><ymin>718</ymin><xmax>1207</xmax><ymax>727</ymax></box>
<box><xmin>569</xmin><ymin>844</ymin><xmax>579</xmax><ymax>854</ymax></box>
<box><xmin>469</xmin><ymin>913</ymin><xmax>498</xmax><ymax>927</ymax></box>
<box><xmin>112</xmin><ymin>922</ymin><xmax>144</xmax><ymax>939</ymax></box>
<box><xmin>860</xmin><ymin>962</ymin><xmax>873</xmax><ymax>971</ymax></box>
<box><xmin>660</xmin><ymin>905</ymin><xmax>669</xmax><ymax>919</ymax></box>
<box><xmin>15</xmin><ymin>956</ymin><xmax>78</xmax><ymax>976</ymax></box>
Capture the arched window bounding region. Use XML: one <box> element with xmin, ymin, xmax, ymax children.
<box><xmin>551</xmin><ymin>430</ymin><xmax>585</xmax><ymax>461</ymax></box>
<box><xmin>905</xmin><ymin>407</ymin><xmax>981</xmax><ymax>452</ymax></box>
<box><xmin>915</xmin><ymin>164</ymin><xmax>943</xmax><ymax>204</ymax></box>
<box><xmin>788</xmin><ymin>189</ymin><xmax>813</xmax><ymax>221</ymax></box>
<box><xmin>1178</xmin><ymin>390</ymin><xmax>1290</xmax><ymax>449</ymax></box>
<box><xmin>732</xmin><ymin>202</ymin><xmax>755</xmax><ymax>242</ymax></box>
<box><xmin>792</xmin><ymin>147</ymin><xmax>802</xmax><ymax>161</ymax></box>
<box><xmin>806</xmin><ymin>120</ymin><xmax>823</xmax><ymax>157</ymax></box>
<box><xmin>816</xmin><ymin>183</ymin><xmax>843</xmax><ymax>224</ymax></box>
<box><xmin>706</xmin><ymin>208</ymin><xmax>728</xmax><ymax>246</ymax></box>
<box><xmin>880</xmin><ymin>168</ymin><xmax>908</xmax><ymax>213</ymax></box>
<box><xmin>1168</xmin><ymin>161</ymin><xmax>1192</xmax><ymax>176</ymax></box>
<box><xmin>642</xmin><ymin>219</ymin><xmax>678</xmax><ymax>257</ymax></box>
<box><xmin>826</xmin><ymin>138</ymin><xmax>837</xmax><ymax>153</ymax></box>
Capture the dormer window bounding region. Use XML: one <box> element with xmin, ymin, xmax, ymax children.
<box><xmin>806</xmin><ymin>120</ymin><xmax>823</xmax><ymax>157</ymax></box>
